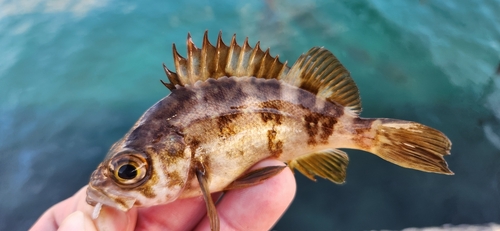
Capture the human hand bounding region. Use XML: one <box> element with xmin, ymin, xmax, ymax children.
<box><xmin>30</xmin><ymin>159</ymin><xmax>296</xmax><ymax>231</ymax></box>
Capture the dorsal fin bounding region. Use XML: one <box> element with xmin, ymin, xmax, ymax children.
<box><xmin>282</xmin><ymin>47</ymin><xmax>362</xmax><ymax>115</ymax></box>
<box><xmin>161</xmin><ymin>32</ymin><xmax>362</xmax><ymax>114</ymax></box>
<box><xmin>161</xmin><ymin>31</ymin><xmax>289</xmax><ymax>90</ymax></box>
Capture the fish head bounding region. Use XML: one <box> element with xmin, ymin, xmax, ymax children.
<box><xmin>86</xmin><ymin>129</ymin><xmax>192</xmax><ymax>211</ymax></box>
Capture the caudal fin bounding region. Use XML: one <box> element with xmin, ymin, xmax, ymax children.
<box><xmin>367</xmin><ymin>119</ymin><xmax>453</xmax><ymax>175</ymax></box>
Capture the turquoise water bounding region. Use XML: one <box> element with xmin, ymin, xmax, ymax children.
<box><xmin>1</xmin><ymin>0</ymin><xmax>500</xmax><ymax>230</ymax></box>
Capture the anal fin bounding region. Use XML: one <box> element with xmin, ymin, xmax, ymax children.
<box><xmin>288</xmin><ymin>149</ymin><xmax>349</xmax><ymax>184</ymax></box>
<box><xmin>224</xmin><ymin>165</ymin><xmax>286</xmax><ymax>191</ymax></box>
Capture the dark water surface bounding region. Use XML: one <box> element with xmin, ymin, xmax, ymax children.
<box><xmin>1</xmin><ymin>0</ymin><xmax>500</xmax><ymax>230</ymax></box>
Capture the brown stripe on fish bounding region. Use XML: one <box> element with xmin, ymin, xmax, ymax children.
<box><xmin>258</xmin><ymin>100</ymin><xmax>284</xmax><ymax>124</ymax></box>
<box><xmin>159</xmin><ymin>87</ymin><xmax>199</xmax><ymax>120</ymax></box>
<box><xmin>304</xmin><ymin>114</ymin><xmax>320</xmax><ymax>145</ymax></box>
<box><xmin>267</xmin><ymin>127</ymin><xmax>283</xmax><ymax>158</ymax></box>
<box><xmin>249</xmin><ymin>76</ymin><xmax>282</xmax><ymax>102</ymax></box>
<box><xmin>197</xmin><ymin>77</ymin><xmax>248</xmax><ymax>108</ymax></box>
<box><xmin>319</xmin><ymin>116</ymin><xmax>338</xmax><ymax>141</ymax></box>
<box><xmin>125</xmin><ymin>87</ymin><xmax>198</xmax><ymax>151</ymax></box>
<box><xmin>296</xmin><ymin>86</ymin><xmax>317</xmax><ymax>112</ymax></box>
<box><xmin>299</xmin><ymin>89</ymin><xmax>343</xmax><ymax>146</ymax></box>
<box><xmin>217</xmin><ymin>113</ymin><xmax>240</xmax><ymax>136</ymax></box>
<box><xmin>304</xmin><ymin>113</ymin><xmax>339</xmax><ymax>146</ymax></box>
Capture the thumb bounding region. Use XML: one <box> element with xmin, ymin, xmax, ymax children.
<box><xmin>58</xmin><ymin>211</ymin><xmax>97</xmax><ymax>231</ymax></box>
<box><xmin>92</xmin><ymin>206</ymin><xmax>138</xmax><ymax>231</ymax></box>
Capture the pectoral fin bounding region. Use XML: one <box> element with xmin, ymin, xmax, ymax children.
<box><xmin>195</xmin><ymin>165</ymin><xmax>220</xmax><ymax>231</ymax></box>
<box><xmin>288</xmin><ymin>149</ymin><xmax>349</xmax><ymax>184</ymax></box>
<box><xmin>223</xmin><ymin>165</ymin><xmax>286</xmax><ymax>191</ymax></box>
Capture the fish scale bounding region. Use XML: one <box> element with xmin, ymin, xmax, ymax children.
<box><xmin>86</xmin><ymin>31</ymin><xmax>452</xmax><ymax>231</ymax></box>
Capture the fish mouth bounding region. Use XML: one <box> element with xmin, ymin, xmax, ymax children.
<box><xmin>86</xmin><ymin>185</ymin><xmax>136</xmax><ymax>211</ymax></box>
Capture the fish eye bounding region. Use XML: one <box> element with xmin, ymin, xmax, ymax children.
<box><xmin>117</xmin><ymin>162</ymin><xmax>139</xmax><ymax>180</ymax></box>
<box><xmin>109</xmin><ymin>154</ymin><xmax>148</xmax><ymax>186</ymax></box>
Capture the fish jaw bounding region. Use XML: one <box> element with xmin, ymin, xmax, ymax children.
<box><xmin>86</xmin><ymin>185</ymin><xmax>136</xmax><ymax>211</ymax></box>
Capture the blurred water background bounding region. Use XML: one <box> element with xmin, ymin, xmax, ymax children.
<box><xmin>1</xmin><ymin>0</ymin><xmax>500</xmax><ymax>230</ymax></box>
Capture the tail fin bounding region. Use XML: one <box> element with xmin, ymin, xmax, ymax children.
<box><xmin>366</xmin><ymin>119</ymin><xmax>453</xmax><ymax>175</ymax></box>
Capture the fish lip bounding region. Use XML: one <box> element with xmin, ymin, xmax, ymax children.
<box><xmin>86</xmin><ymin>185</ymin><xmax>136</xmax><ymax>211</ymax></box>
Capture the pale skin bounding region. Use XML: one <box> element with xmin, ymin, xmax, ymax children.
<box><xmin>30</xmin><ymin>159</ymin><xmax>296</xmax><ymax>231</ymax></box>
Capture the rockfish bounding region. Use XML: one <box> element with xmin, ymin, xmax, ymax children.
<box><xmin>86</xmin><ymin>31</ymin><xmax>452</xmax><ymax>230</ymax></box>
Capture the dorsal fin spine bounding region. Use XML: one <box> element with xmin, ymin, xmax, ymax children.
<box><xmin>186</xmin><ymin>33</ymin><xmax>200</xmax><ymax>84</ymax></box>
<box><xmin>248</xmin><ymin>41</ymin><xmax>262</xmax><ymax>76</ymax></box>
<box><xmin>214</xmin><ymin>32</ymin><xmax>223</xmax><ymax>75</ymax></box>
<box><xmin>269</xmin><ymin>55</ymin><xmax>282</xmax><ymax>79</ymax></box>
<box><xmin>257</xmin><ymin>48</ymin><xmax>271</xmax><ymax>78</ymax></box>
<box><xmin>277</xmin><ymin>60</ymin><xmax>289</xmax><ymax>79</ymax></box>
<box><xmin>162</xmin><ymin>63</ymin><xmax>177</xmax><ymax>89</ymax></box>
<box><xmin>237</xmin><ymin>37</ymin><xmax>251</xmax><ymax>75</ymax></box>
<box><xmin>172</xmin><ymin>44</ymin><xmax>187</xmax><ymax>83</ymax></box>
<box><xmin>226</xmin><ymin>34</ymin><xmax>238</xmax><ymax>74</ymax></box>
<box><xmin>200</xmin><ymin>31</ymin><xmax>210</xmax><ymax>81</ymax></box>
<box><xmin>214</xmin><ymin>31</ymin><xmax>226</xmax><ymax>76</ymax></box>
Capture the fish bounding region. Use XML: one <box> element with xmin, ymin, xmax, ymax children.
<box><xmin>86</xmin><ymin>31</ymin><xmax>453</xmax><ymax>231</ymax></box>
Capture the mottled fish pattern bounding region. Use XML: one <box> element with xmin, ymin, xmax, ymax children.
<box><xmin>86</xmin><ymin>31</ymin><xmax>452</xmax><ymax>231</ymax></box>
